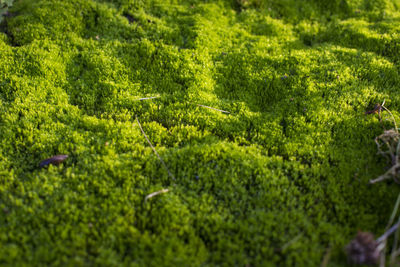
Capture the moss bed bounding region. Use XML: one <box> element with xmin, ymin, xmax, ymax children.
<box><xmin>1</xmin><ymin>0</ymin><xmax>400</xmax><ymax>265</ymax></box>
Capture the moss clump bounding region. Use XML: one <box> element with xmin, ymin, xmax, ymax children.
<box><xmin>1</xmin><ymin>0</ymin><xmax>400</xmax><ymax>265</ymax></box>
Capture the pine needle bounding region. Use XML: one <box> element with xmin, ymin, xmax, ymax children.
<box><xmin>320</xmin><ymin>246</ymin><xmax>332</xmax><ymax>267</ymax></box>
<box><xmin>281</xmin><ymin>234</ymin><xmax>302</xmax><ymax>251</ymax></box>
<box><xmin>136</xmin><ymin>96</ymin><xmax>160</xmax><ymax>101</ymax></box>
<box><xmin>135</xmin><ymin>116</ymin><xmax>176</xmax><ymax>181</ymax></box>
<box><xmin>144</xmin><ymin>188</ymin><xmax>170</xmax><ymax>202</ymax></box>
<box><xmin>197</xmin><ymin>104</ymin><xmax>230</xmax><ymax>114</ymax></box>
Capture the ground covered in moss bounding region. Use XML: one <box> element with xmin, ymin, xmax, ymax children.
<box><xmin>1</xmin><ymin>0</ymin><xmax>400</xmax><ymax>266</ymax></box>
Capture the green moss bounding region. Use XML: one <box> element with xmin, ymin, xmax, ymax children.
<box><xmin>1</xmin><ymin>0</ymin><xmax>400</xmax><ymax>265</ymax></box>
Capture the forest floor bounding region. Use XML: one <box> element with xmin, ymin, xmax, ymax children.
<box><xmin>1</xmin><ymin>0</ymin><xmax>400</xmax><ymax>266</ymax></box>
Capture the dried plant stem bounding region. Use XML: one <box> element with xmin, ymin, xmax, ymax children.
<box><xmin>135</xmin><ymin>116</ymin><xmax>176</xmax><ymax>181</ymax></box>
<box><xmin>137</xmin><ymin>96</ymin><xmax>160</xmax><ymax>101</ymax></box>
<box><xmin>370</xmin><ymin>164</ymin><xmax>400</xmax><ymax>184</ymax></box>
<box><xmin>391</xmin><ymin>224</ymin><xmax>400</xmax><ymax>263</ymax></box>
<box><xmin>382</xmin><ymin>104</ymin><xmax>398</xmax><ymax>134</ymax></box>
<box><xmin>377</xmin><ymin>221</ymin><xmax>400</xmax><ymax>243</ymax></box>
<box><xmin>390</xmin><ymin>248</ymin><xmax>400</xmax><ymax>264</ymax></box>
<box><xmin>281</xmin><ymin>234</ymin><xmax>302</xmax><ymax>251</ymax></box>
<box><xmin>380</xmin><ymin>245</ymin><xmax>386</xmax><ymax>267</ymax></box>
<box><xmin>370</xmin><ymin>115</ymin><xmax>400</xmax><ymax>183</ymax></box>
<box><xmin>144</xmin><ymin>188</ymin><xmax>170</xmax><ymax>202</ymax></box>
<box><xmin>197</xmin><ymin>104</ymin><xmax>230</xmax><ymax>114</ymax></box>
<box><xmin>320</xmin><ymin>246</ymin><xmax>332</xmax><ymax>267</ymax></box>
<box><xmin>387</xmin><ymin>194</ymin><xmax>400</xmax><ymax>230</ymax></box>
<box><xmin>364</xmin><ymin>102</ymin><xmax>400</xmax><ymax>266</ymax></box>
<box><xmin>376</xmin><ymin>194</ymin><xmax>400</xmax><ymax>266</ymax></box>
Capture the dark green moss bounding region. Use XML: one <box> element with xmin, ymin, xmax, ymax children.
<box><xmin>1</xmin><ymin>0</ymin><xmax>400</xmax><ymax>266</ymax></box>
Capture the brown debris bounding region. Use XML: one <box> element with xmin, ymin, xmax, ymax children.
<box><xmin>123</xmin><ymin>13</ymin><xmax>136</xmax><ymax>24</ymax></box>
<box><xmin>345</xmin><ymin>231</ymin><xmax>380</xmax><ymax>265</ymax></box>
<box><xmin>39</xmin><ymin>154</ymin><xmax>68</xmax><ymax>168</ymax></box>
<box><xmin>365</xmin><ymin>104</ymin><xmax>382</xmax><ymax>115</ymax></box>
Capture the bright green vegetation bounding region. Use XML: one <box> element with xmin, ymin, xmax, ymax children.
<box><xmin>1</xmin><ymin>0</ymin><xmax>400</xmax><ymax>265</ymax></box>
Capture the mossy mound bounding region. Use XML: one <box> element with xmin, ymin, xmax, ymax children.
<box><xmin>1</xmin><ymin>0</ymin><xmax>400</xmax><ymax>265</ymax></box>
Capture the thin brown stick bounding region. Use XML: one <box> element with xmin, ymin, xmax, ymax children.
<box><xmin>135</xmin><ymin>116</ymin><xmax>176</xmax><ymax>180</ymax></box>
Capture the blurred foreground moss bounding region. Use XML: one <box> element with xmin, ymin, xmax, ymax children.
<box><xmin>1</xmin><ymin>0</ymin><xmax>400</xmax><ymax>265</ymax></box>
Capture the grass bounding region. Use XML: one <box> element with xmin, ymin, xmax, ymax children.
<box><xmin>1</xmin><ymin>0</ymin><xmax>400</xmax><ymax>265</ymax></box>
